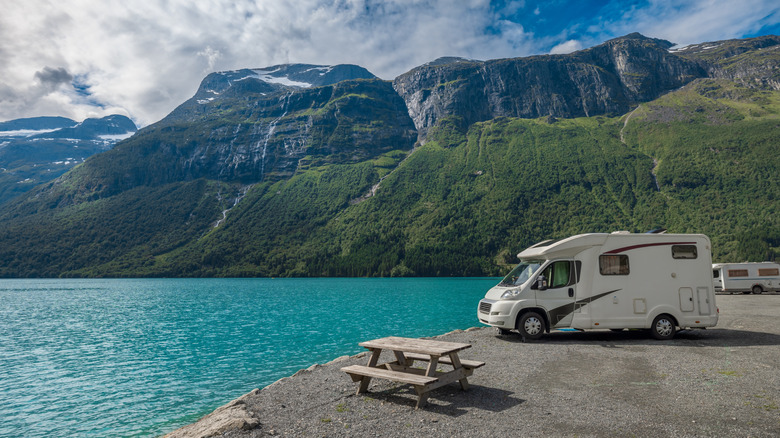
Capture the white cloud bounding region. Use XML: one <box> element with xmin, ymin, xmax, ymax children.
<box><xmin>0</xmin><ymin>0</ymin><xmax>540</xmax><ymax>126</ymax></box>
<box><xmin>0</xmin><ymin>0</ymin><xmax>778</xmax><ymax>127</ymax></box>
<box><xmin>549</xmin><ymin>40</ymin><xmax>583</xmax><ymax>54</ymax></box>
<box><xmin>589</xmin><ymin>0</ymin><xmax>780</xmax><ymax>48</ymax></box>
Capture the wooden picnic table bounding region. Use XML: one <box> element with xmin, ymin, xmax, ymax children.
<box><xmin>341</xmin><ymin>336</ymin><xmax>484</xmax><ymax>408</ymax></box>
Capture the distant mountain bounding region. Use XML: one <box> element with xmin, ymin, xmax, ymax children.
<box><xmin>0</xmin><ymin>35</ymin><xmax>777</xmax><ymax>278</ymax></box>
<box><xmin>0</xmin><ymin>116</ymin><xmax>77</xmax><ymax>132</ymax></box>
<box><xmin>0</xmin><ymin>115</ymin><xmax>137</xmax><ymax>205</ymax></box>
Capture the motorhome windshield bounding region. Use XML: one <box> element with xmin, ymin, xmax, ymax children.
<box><xmin>499</xmin><ymin>260</ymin><xmax>543</xmax><ymax>286</ymax></box>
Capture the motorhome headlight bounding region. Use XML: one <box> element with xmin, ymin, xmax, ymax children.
<box><xmin>500</xmin><ymin>289</ymin><xmax>522</xmax><ymax>300</ymax></box>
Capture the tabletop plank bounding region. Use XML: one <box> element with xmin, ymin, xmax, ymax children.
<box><xmin>358</xmin><ymin>336</ymin><xmax>471</xmax><ymax>355</ymax></box>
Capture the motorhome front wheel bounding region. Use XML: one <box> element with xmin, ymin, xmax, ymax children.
<box><xmin>518</xmin><ymin>311</ymin><xmax>545</xmax><ymax>340</ymax></box>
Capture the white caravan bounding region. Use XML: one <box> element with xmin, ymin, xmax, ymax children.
<box><xmin>712</xmin><ymin>262</ymin><xmax>780</xmax><ymax>294</ymax></box>
<box><xmin>478</xmin><ymin>231</ymin><xmax>719</xmax><ymax>340</ymax></box>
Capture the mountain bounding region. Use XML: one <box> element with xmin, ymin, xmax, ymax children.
<box><xmin>672</xmin><ymin>35</ymin><xmax>780</xmax><ymax>89</ymax></box>
<box><xmin>0</xmin><ymin>116</ymin><xmax>77</xmax><ymax>131</ymax></box>
<box><xmin>0</xmin><ymin>34</ymin><xmax>777</xmax><ymax>278</ymax></box>
<box><xmin>393</xmin><ymin>33</ymin><xmax>706</xmax><ymax>140</ymax></box>
<box><xmin>0</xmin><ymin>115</ymin><xmax>137</xmax><ymax>205</ymax></box>
<box><xmin>20</xmin><ymin>64</ymin><xmax>413</xmax><ymax>208</ymax></box>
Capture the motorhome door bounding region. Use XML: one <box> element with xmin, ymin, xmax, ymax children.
<box><xmin>535</xmin><ymin>260</ymin><xmax>577</xmax><ymax>328</ymax></box>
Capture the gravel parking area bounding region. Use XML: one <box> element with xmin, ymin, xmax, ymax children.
<box><xmin>167</xmin><ymin>294</ymin><xmax>780</xmax><ymax>437</ymax></box>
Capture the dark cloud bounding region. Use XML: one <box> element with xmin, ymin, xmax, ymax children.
<box><xmin>34</xmin><ymin>67</ymin><xmax>73</xmax><ymax>89</ymax></box>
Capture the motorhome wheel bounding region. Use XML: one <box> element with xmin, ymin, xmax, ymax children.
<box><xmin>517</xmin><ymin>311</ymin><xmax>545</xmax><ymax>340</ymax></box>
<box><xmin>752</xmin><ymin>285</ymin><xmax>763</xmax><ymax>294</ymax></box>
<box><xmin>651</xmin><ymin>314</ymin><xmax>676</xmax><ymax>340</ymax></box>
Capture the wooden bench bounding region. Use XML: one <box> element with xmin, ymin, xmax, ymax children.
<box><xmin>341</xmin><ymin>365</ymin><xmax>438</xmax><ymax>386</ymax></box>
<box><xmin>341</xmin><ymin>336</ymin><xmax>483</xmax><ymax>408</ymax></box>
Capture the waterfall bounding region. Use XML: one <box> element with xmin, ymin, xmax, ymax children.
<box><xmin>651</xmin><ymin>158</ymin><xmax>660</xmax><ymax>191</ymax></box>
<box><xmin>259</xmin><ymin>92</ymin><xmax>293</xmax><ymax>179</ymax></box>
<box><xmin>213</xmin><ymin>184</ymin><xmax>254</xmax><ymax>228</ymax></box>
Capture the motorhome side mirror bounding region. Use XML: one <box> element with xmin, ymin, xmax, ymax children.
<box><xmin>536</xmin><ymin>275</ymin><xmax>548</xmax><ymax>291</ymax></box>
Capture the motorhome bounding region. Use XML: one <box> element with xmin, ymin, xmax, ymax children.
<box><xmin>478</xmin><ymin>231</ymin><xmax>718</xmax><ymax>340</ymax></box>
<box><xmin>712</xmin><ymin>262</ymin><xmax>780</xmax><ymax>294</ymax></box>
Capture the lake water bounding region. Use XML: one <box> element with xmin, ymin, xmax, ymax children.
<box><xmin>0</xmin><ymin>277</ymin><xmax>498</xmax><ymax>437</ymax></box>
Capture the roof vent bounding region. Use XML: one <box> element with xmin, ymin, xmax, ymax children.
<box><xmin>611</xmin><ymin>231</ymin><xmax>631</xmax><ymax>234</ymax></box>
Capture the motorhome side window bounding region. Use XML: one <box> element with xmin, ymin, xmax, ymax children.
<box><xmin>599</xmin><ymin>254</ymin><xmax>629</xmax><ymax>275</ymax></box>
<box><xmin>671</xmin><ymin>245</ymin><xmax>697</xmax><ymax>259</ymax></box>
<box><xmin>759</xmin><ymin>268</ymin><xmax>780</xmax><ymax>276</ymax></box>
<box><xmin>728</xmin><ymin>269</ymin><xmax>748</xmax><ymax>277</ymax></box>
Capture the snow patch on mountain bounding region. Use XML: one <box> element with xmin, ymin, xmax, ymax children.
<box><xmin>98</xmin><ymin>131</ymin><xmax>136</xmax><ymax>141</ymax></box>
<box><xmin>0</xmin><ymin>129</ymin><xmax>61</xmax><ymax>138</ymax></box>
<box><xmin>251</xmin><ymin>68</ymin><xmax>313</xmax><ymax>88</ymax></box>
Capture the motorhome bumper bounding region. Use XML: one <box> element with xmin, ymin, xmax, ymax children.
<box><xmin>478</xmin><ymin>299</ymin><xmax>517</xmax><ymax>328</ymax></box>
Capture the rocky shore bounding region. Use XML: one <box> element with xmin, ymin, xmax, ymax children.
<box><xmin>164</xmin><ymin>294</ymin><xmax>780</xmax><ymax>437</ymax></box>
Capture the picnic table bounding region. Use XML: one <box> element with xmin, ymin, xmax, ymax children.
<box><xmin>341</xmin><ymin>336</ymin><xmax>484</xmax><ymax>408</ymax></box>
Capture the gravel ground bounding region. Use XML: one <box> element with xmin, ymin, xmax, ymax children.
<box><xmin>167</xmin><ymin>294</ymin><xmax>780</xmax><ymax>437</ymax></box>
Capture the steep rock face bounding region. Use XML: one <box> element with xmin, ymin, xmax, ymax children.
<box><xmin>674</xmin><ymin>35</ymin><xmax>780</xmax><ymax>90</ymax></box>
<box><xmin>175</xmin><ymin>78</ymin><xmax>414</xmax><ymax>184</ymax></box>
<box><xmin>393</xmin><ymin>33</ymin><xmax>706</xmax><ymax>140</ymax></box>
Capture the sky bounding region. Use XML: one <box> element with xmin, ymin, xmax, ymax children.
<box><xmin>1</xmin><ymin>0</ymin><xmax>779</xmax><ymax>128</ymax></box>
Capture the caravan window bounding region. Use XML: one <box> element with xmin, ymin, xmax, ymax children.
<box><xmin>713</xmin><ymin>269</ymin><xmax>720</xmax><ymax>278</ymax></box>
<box><xmin>672</xmin><ymin>245</ymin><xmax>697</xmax><ymax>259</ymax></box>
<box><xmin>759</xmin><ymin>268</ymin><xmax>779</xmax><ymax>276</ymax></box>
<box><xmin>540</xmin><ymin>261</ymin><xmax>576</xmax><ymax>288</ymax></box>
<box><xmin>599</xmin><ymin>255</ymin><xmax>629</xmax><ymax>275</ymax></box>
<box><xmin>728</xmin><ymin>269</ymin><xmax>748</xmax><ymax>277</ymax></box>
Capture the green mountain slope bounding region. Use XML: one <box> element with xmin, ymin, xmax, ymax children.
<box><xmin>16</xmin><ymin>79</ymin><xmax>771</xmax><ymax>278</ymax></box>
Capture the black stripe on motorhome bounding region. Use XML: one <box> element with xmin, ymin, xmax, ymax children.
<box><xmin>604</xmin><ymin>242</ymin><xmax>696</xmax><ymax>254</ymax></box>
<box><xmin>547</xmin><ymin>290</ymin><xmax>619</xmax><ymax>326</ymax></box>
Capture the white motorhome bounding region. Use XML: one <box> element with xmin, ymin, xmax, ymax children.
<box><xmin>712</xmin><ymin>262</ymin><xmax>780</xmax><ymax>294</ymax></box>
<box><xmin>478</xmin><ymin>231</ymin><xmax>718</xmax><ymax>340</ymax></box>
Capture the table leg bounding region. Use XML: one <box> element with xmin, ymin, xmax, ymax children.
<box><xmin>414</xmin><ymin>386</ymin><xmax>429</xmax><ymax>409</ymax></box>
<box><xmin>449</xmin><ymin>353</ymin><xmax>470</xmax><ymax>390</ymax></box>
<box><xmin>392</xmin><ymin>349</ymin><xmax>409</xmax><ymax>367</ymax></box>
<box><xmin>357</xmin><ymin>348</ymin><xmax>382</xmax><ymax>394</ymax></box>
<box><xmin>415</xmin><ymin>355</ymin><xmax>439</xmax><ymax>408</ymax></box>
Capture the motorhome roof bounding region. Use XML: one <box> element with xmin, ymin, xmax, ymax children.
<box><xmin>517</xmin><ymin>232</ymin><xmax>708</xmax><ymax>259</ymax></box>
<box><xmin>517</xmin><ymin>233</ymin><xmax>609</xmax><ymax>259</ymax></box>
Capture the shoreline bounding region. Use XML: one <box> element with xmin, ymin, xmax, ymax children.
<box><xmin>162</xmin><ymin>327</ymin><xmax>475</xmax><ymax>438</ymax></box>
<box><xmin>163</xmin><ymin>295</ymin><xmax>780</xmax><ymax>437</ymax></box>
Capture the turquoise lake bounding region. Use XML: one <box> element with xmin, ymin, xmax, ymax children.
<box><xmin>0</xmin><ymin>277</ymin><xmax>498</xmax><ymax>437</ymax></box>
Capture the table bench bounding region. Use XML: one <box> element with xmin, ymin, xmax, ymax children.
<box><xmin>341</xmin><ymin>336</ymin><xmax>484</xmax><ymax>408</ymax></box>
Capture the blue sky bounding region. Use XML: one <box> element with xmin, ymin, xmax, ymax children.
<box><xmin>1</xmin><ymin>0</ymin><xmax>779</xmax><ymax>127</ymax></box>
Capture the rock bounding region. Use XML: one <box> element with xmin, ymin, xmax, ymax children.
<box><xmin>163</xmin><ymin>389</ymin><xmax>262</xmax><ymax>438</ymax></box>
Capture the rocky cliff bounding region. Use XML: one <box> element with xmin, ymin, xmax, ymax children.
<box><xmin>673</xmin><ymin>35</ymin><xmax>780</xmax><ymax>90</ymax></box>
<box><xmin>393</xmin><ymin>33</ymin><xmax>708</xmax><ymax>140</ymax></box>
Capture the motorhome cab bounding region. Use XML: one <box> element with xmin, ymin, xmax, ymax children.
<box><xmin>478</xmin><ymin>232</ymin><xmax>718</xmax><ymax>340</ymax></box>
<box><xmin>712</xmin><ymin>262</ymin><xmax>780</xmax><ymax>294</ymax></box>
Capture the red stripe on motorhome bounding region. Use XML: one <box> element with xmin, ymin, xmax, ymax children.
<box><xmin>604</xmin><ymin>242</ymin><xmax>696</xmax><ymax>254</ymax></box>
